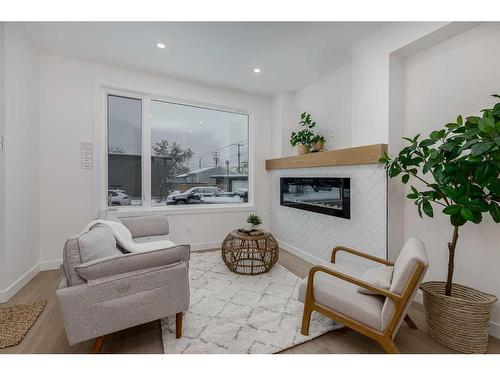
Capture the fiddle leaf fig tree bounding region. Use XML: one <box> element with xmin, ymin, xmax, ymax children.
<box><xmin>380</xmin><ymin>95</ymin><xmax>500</xmax><ymax>296</ymax></box>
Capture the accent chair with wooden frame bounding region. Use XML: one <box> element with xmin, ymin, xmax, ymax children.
<box><xmin>299</xmin><ymin>238</ymin><xmax>428</xmax><ymax>353</ymax></box>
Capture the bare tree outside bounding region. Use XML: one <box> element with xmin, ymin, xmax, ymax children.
<box><xmin>152</xmin><ymin>139</ymin><xmax>194</xmax><ymax>201</ymax></box>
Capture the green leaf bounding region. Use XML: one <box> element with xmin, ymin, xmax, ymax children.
<box><xmin>471</xmin><ymin>142</ymin><xmax>494</xmax><ymax>156</ymax></box>
<box><xmin>478</xmin><ymin>117</ymin><xmax>495</xmax><ymax>133</ymax></box>
<box><xmin>422</xmin><ymin>200</ymin><xmax>433</xmax><ymax>217</ymax></box>
<box><xmin>442</xmin><ymin>205</ymin><xmax>461</xmax><ymax>215</ymax></box>
<box><xmin>406</xmin><ymin>193</ymin><xmax>418</xmax><ymax>199</ymax></box>
<box><xmin>488</xmin><ymin>179</ymin><xmax>500</xmax><ymax>196</ymax></box>
<box><xmin>429</xmin><ymin>130</ymin><xmax>442</xmax><ymax>140</ymax></box>
<box><xmin>388</xmin><ymin>165</ymin><xmax>402</xmax><ymax>177</ymax></box>
<box><xmin>439</xmin><ymin>141</ymin><xmax>458</xmax><ymax>152</ymax></box>
<box><xmin>401</xmin><ymin>174</ymin><xmax>409</xmax><ymax>184</ymax></box>
<box><xmin>489</xmin><ymin>202</ymin><xmax>500</xmax><ymax>223</ymax></box>
<box><xmin>457</xmin><ymin>115</ymin><xmax>463</xmax><ymax>125</ymax></box>
<box><xmin>422</xmin><ymin>162</ymin><xmax>432</xmax><ymax>174</ymax></box>
<box><xmin>419</xmin><ymin>139</ymin><xmax>437</xmax><ymax>147</ymax></box>
<box><xmin>451</xmin><ymin>213</ymin><xmax>467</xmax><ymax>226</ymax></box>
<box><xmin>461</xmin><ymin>207</ymin><xmax>475</xmax><ymax>222</ymax></box>
<box><xmin>445</xmin><ymin>123</ymin><xmax>459</xmax><ymax>129</ymax></box>
<box><xmin>466</xmin><ymin>116</ymin><xmax>480</xmax><ymax>124</ymax></box>
<box><xmin>440</xmin><ymin>186</ymin><xmax>455</xmax><ymax>198</ymax></box>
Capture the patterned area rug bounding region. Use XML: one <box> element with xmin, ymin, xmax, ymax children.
<box><xmin>0</xmin><ymin>301</ymin><xmax>46</xmax><ymax>349</ymax></box>
<box><xmin>161</xmin><ymin>251</ymin><xmax>341</xmax><ymax>353</ymax></box>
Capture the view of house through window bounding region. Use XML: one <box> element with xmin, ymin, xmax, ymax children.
<box><xmin>107</xmin><ymin>93</ymin><xmax>249</xmax><ymax>207</ymax></box>
<box><xmin>151</xmin><ymin>100</ymin><xmax>249</xmax><ymax>206</ymax></box>
<box><xmin>107</xmin><ymin>95</ymin><xmax>142</xmax><ymax>206</ymax></box>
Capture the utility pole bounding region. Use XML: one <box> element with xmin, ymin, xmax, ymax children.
<box><xmin>198</xmin><ymin>157</ymin><xmax>202</xmax><ymax>169</ymax></box>
<box><xmin>212</xmin><ymin>151</ymin><xmax>219</xmax><ymax>166</ymax></box>
<box><xmin>237</xmin><ymin>143</ymin><xmax>242</xmax><ymax>174</ymax></box>
<box><xmin>225</xmin><ymin>160</ymin><xmax>230</xmax><ymax>191</ymax></box>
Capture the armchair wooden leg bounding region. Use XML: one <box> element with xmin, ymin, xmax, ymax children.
<box><xmin>404</xmin><ymin>314</ymin><xmax>418</xmax><ymax>329</ymax></box>
<box><xmin>301</xmin><ymin>305</ymin><xmax>312</xmax><ymax>336</ymax></box>
<box><xmin>176</xmin><ymin>312</ymin><xmax>183</xmax><ymax>339</ymax></box>
<box><xmin>92</xmin><ymin>336</ymin><xmax>105</xmax><ymax>354</ymax></box>
<box><xmin>379</xmin><ymin>338</ymin><xmax>400</xmax><ymax>354</ymax></box>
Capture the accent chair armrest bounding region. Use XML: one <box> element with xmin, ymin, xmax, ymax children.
<box><xmin>331</xmin><ymin>246</ymin><xmax>394</xmax><ymax>266</ymax></box>
<box><xmin>307</xmin><ymin>265</ymin><xmax>402</xmax><ymax>304</ymax></box>
<box><xmin>74</xmin><ymin>244</ymin><xmax>190</xmax><ymax>281</ymax></box>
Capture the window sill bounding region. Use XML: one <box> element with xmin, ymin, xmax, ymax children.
<box><xmin>106</xmin><ymin>203</ymin><xmax>256</xmax><ymax>217</ymax></box>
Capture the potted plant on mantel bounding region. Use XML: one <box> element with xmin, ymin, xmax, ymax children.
<box><xmin>380</xmin><ymin>95</ymin><xmax>500</xmax><ymax>354</ymax></box>
<box><xmin>290</xmin><ymin>112</ymin><xmax>326</xmax><ymax>155</ymax></box>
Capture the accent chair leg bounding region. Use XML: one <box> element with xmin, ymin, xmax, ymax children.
<box><xmin>92</xmin><ymin>336</ymin><xmax>105</xmax><ymax>354</ymax></box>
<box><xmin>379</xmin><ymin>338</ymin><xmax>400</xmax><ymax>354</ymax></box>
<box><xmin>176</xmin><ymin>312</ymin><xmax>183</xmax><ymax>339</ymax></box>
<box><xmin>404</xmin><ymin>314</ymin><xmax>418</xmax><ymax>329</ymax></box>
<box><xmin>301</xmin><ymin>305</ymin><xmax>312</xmax><ymax>336</ymax></box>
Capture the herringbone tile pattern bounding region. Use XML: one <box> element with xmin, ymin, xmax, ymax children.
<box><xmin>269</xmin><ymin>165</ymin><xmax>387</xmax><ymax>272</ymax></box>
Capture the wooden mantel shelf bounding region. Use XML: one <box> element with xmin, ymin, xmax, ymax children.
<box><xmin>265</xmin><ymin>144</ymin><xmax>387</xmax><ymax>170</ymax></box>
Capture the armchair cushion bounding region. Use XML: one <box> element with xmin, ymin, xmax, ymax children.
<box><xmin>74</xmin><ymin>244</ymin><xmax>190</xmax><ymax>281</ymax></box>
<box><xmin>357</xmin><ymin>265</ymin><xmax>393</xmax><ymax>295</ymax></box>
<box><xmin>298</xmin><ymin>262</ymin><xmax>384</xmax><ymax>330</ymax></box>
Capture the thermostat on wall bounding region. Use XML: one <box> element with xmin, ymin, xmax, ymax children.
<box><xmin>81</xmin><ymin>142</ymin><xmax>93</xmax><ymax>169</ymax></box>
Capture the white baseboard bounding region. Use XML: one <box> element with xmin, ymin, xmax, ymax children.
<box><xmin>40</xmin><ymin>259</ymin><xmax>62</xmax><ymax>271</ymax></box>
<box><xmin>277</xmin><ymin>239</ymin><xmax>324</xmax><ymax>265</ymax></box>
<box><xmin>0</xmin><ymin>263</ymin><xmax>39</xmax><ymax>303</ymax></box>
<box><xmin>490</xmin><ymin>321</ymin><xmax>500</xmax><ymax>339</ymax></box>
<box><xmin>190</xmin><ymin>241</ymin><xmax>222</xmax><ymax>252</ymax></box>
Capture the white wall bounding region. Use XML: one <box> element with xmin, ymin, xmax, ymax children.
<box><xmin>0</xmin><ymin>23</ymin><xmax>39</xmax><ymax>294</ymax></box>
<box><xmin>271</xmin><ymin>63</ymin><xmax>352</xmax><ymax>157</ymax></box>
<box><xmin>38</xmin><ymin>54</ymin><xmax>272</xmax><ymax>264</ymax></box>
<box><xmin>402</xmin><ymin>22</ymin><xmax>500</xmax><ymax>329</ymax></box>
<box><xmin>294</xmin><ymin>63</ymin><xmax>352</xmax><ymax>151</ymax></box>
<box><xmin>270</xmin><ymin>92</ymin><xmax>295</xmax><ymax>158</ymax></box>
<box><xmin>351</xmin><ymin>22</ymin><xmax>449</xmax><ymax>147</ymax></box>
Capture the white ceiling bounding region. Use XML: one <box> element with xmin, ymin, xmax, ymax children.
<box><xmin>22</xmin><ymin>22</ymin><xmax>390</xmax><ymax>96</ymax></box>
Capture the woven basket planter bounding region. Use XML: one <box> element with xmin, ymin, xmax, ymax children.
<box><xmin>420</xmin><ymin>281</ymin><xmax>497</xmax><ymax>353</ymax></box>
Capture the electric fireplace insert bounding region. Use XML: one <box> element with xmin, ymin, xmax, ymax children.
<box><xmin>280</xmin><ymin>177</ymin><xmax>350</xmax><ymax>219</ymax></box>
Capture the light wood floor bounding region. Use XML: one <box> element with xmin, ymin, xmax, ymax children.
<box><xmin>1</xmin><ymin>248</ymin><xmax>499</xmax><ymax>354</ymax></box>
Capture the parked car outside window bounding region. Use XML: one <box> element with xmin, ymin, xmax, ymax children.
<box><xmin>108</xmin><ymin>190</ymin><xmax>132</xmax><ymax>206</ymax></box>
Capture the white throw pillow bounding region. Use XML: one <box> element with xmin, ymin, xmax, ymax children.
<box><xmin>357</xmin><ymin>265</ymin><xmax>394</xmax><ymax>295</ymax></box>
<box><xmin>101</xmin><ymin>220</ymin><xmax>133</xmax><ymax>243</ymax></box>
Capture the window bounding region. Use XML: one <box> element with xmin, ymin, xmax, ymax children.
<box><xmin>107</xmin><ymin>95</ymin><xmax>142</xmax><ymax>206</ymax></box>
<box><xmin>106</xmin><ymin>92</ymin><xmax>250</xmax><ymax>209</ymax></box>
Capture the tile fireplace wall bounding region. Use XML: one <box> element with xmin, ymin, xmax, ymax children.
<box><xmin>269</xmin><ymin>164</ymin><xmax>387</xmax><ymax>272</ymax></box>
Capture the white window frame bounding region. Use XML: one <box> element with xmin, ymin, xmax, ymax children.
<box><xmin>93</xmin><ymin>85</ymin><xmax>255</xmax><ymax>215</ymax></box>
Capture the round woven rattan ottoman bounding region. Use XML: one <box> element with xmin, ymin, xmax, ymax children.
<box><xmin>221</xmin><ymin>230</ymin><xmax>279</xmax><ymax>275</ymax></box>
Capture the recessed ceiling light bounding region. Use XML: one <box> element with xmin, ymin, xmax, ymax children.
<box><xmin>181</xmin><ymin>136</ymin><xmax>187</xmax><ymax>140</ymax></box>
<box><xmin>156</xmin><ymin>42</ymin><xmax>166</xmax><ymax>49</ymax></box>
<box><xmin>189</xmin><ymin>130</ymin><xmax>193</xmax><ymax>133</ymax></box>
<box><xmin>253</xmin><ymin>67</ymin><xmax>261</xmax><ymax>73</ymax></box>
<box><xmin>199</xmin><ymin>121</ymin><xmax>204</xmax><ymax>125</ymax></box>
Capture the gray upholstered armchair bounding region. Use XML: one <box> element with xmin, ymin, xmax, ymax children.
<box><xmin>56</xmin><ymin>214</ymin><xmax>190</xmax><ymax>353</ymax></box>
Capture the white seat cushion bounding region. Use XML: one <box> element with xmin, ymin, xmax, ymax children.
<box><xmin>298</xmin><ymin>261</ymin><xmax>385</xmax><ymax>330</ymax></box>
